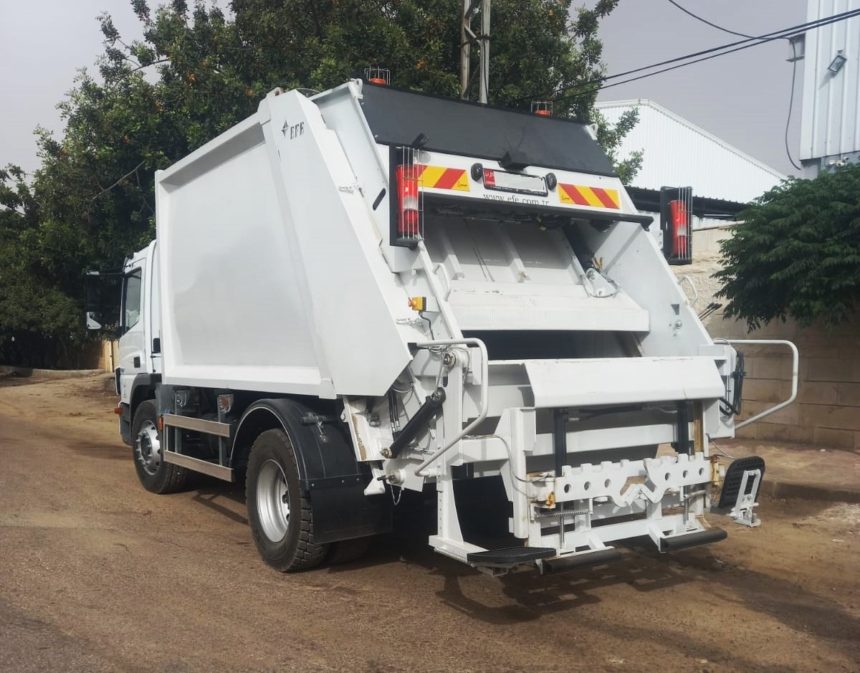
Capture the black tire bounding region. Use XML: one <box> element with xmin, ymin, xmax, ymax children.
<box><xmin>132</xmin><ymin>399</ymin><xmax>189</xmax><ymax>494</ymax></box>
<box><xmin>246</xmin><ymin>428</ymin><xmax>329</xmax><ymax>572</ymax></box>
<box><xmin>327</xmin><ymin>536</ymin><xmax>373</xmax><ymax>565</ymax></box>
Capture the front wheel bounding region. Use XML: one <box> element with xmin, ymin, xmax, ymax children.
<box><xmin>132</xmin><ymin>399</ymin><xmax>189</xmax><ymax>494</ymax></box>
<box><xmin>246</xmin><ymin>428</ymin><xmax>329</xmax><ymax>571</ymax></box>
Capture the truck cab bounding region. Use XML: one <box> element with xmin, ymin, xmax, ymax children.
<box><xmin>115</xmin><ymin>242</ymin><xmax>161</xmax><ymax>441</ymax></box>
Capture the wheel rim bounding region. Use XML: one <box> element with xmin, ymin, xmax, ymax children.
<box><xmin>135</xmin><ymin>420</ymin><xmax>161</xmax><ymax>476</ymax></box>
<box><xmin>256</xmin><ymin>459</ymin><xmax>291</xmax><ymax>542</ymax></box>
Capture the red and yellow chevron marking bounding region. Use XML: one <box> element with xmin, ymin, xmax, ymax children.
<box><xmin>417</xmin><ymin>165</ymin><xmax>470</xmax><ymax>192</ymax></box>
<box><xmin>558</xmin><ymin>183</ymin><xmax>620</xmax><ymax>209</ymax></box>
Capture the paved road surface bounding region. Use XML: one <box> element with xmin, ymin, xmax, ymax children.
<box><xmin>0</xmin><ymin>375</ymin><xmax>858</xmax><ymax>673</ymax></box>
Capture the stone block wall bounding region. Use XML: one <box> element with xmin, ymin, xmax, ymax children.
<box><xmin>716</xmin><ymin>317</ymin><xmax>860</xmax><ymax>451</ymax></box>
<box><xmin>680</xmin><ymin>226</ymin><xmax>860</xmax><ymax>451</ymax></box>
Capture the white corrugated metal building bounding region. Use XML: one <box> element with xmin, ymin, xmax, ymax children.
<box><xmin>596</xmin><ymin>99</ymin><xmax>786</xmax><ymax>205</ymax></box>
<box><xmin>799</xmin><ymin>0</ymin><xmax>860</xmax><ymax>173</ymax></box>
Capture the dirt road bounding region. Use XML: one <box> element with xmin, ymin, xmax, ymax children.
<box><xmin>0</xmin><ymin>374</ymin><xmax>857</xmax><ymax>673</ymax></box>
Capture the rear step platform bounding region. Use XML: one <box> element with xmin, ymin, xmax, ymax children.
<box><xmin>660</xmin><ymin>527</ymin><xmax>727</xmax><ymax>552</ymax></box>
<box><xmin>467</xmin><ymin>547</ymin><xmax>556</xmax><ymax>568</ymax></box>
<box><xmin>543</xmin><ymin>547</ymin><xmax>623</xmax><ymax>572</ymax></box>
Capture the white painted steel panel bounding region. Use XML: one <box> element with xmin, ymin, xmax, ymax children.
<box><xmin>579</xmin><ymin>211</ymin><xmax>713</xmax><ymax>356</ymax></box>
<box><xmin>423</xmin><ymin>213</ymin><xmax>649</xmax><ymax>332</ymax></box>
<box><xmin>446</xmin><ymin>284</ymin><xmax>649</xmax><ymax>331</ymax></box>
<box><xmin>156</xmin><ymin>89</ymin><xmax>411</xmax><ymax>397</ymax></box>
<box><xmin>266</xmin><ymin>91</ymin><xmax>412</xmax><ymax>395</ymax></box>
<box><xmin>596</xmin><ymin>100</ymin><xmax>785</xmax><ymax>203</ymax></box>
<box><xmin>525</xmin><ymin>356</ymin><xmax>724</xmax><ymax>407</ymax></box>
<box><xmin>157</xmin><ymin>118</ymin><xmax>328</xmax><ymax>395</ymax></box>
<box><xmin>799</xmin><ymin>0</ymin><xmax>860</xmax><ymax>162</ymax></box>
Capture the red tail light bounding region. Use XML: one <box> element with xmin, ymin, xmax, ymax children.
<box><xmin>660</xmin><ymin>186</ymin><xmax>693</xmax><ymax>265</ymax></box>
<box><xmin>396</xmin><ymin>164</ymin><xmax>421</xmax><ymax>239</ymax></box>
<box><xmin>669</xmin><ymin>199</ymin><xmax>689</xmax><ymax>259</ymax></box>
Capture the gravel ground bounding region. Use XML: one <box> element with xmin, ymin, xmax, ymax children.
<box><xmin>0</xmin><ymin>374</ymin><xmax>857</xmax><ymax>673</ymax></box>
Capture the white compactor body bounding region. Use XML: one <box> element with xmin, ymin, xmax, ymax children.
<box><xmin>100</xmin><ymin>80</ymin><xmax>793</xmax><ymax>573</ymax></box>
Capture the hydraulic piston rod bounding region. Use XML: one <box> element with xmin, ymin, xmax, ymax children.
<box><xmin>387</xmin><ymin>388</ymin><xmax>446</xmax><ymax>458</ymax></box>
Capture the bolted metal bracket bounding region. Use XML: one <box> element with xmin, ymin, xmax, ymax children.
<box><xmin>730</xmin><ymin>469</ymin><xmax>762</xmax><ymax>527</ymax></box>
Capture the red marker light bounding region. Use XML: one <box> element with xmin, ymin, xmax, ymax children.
<box><xmin>669</xmin><ymin>199</ymin><xmax>689</xmax><ymax>259</ymax></box>
<box><xmin>396</xmin><ymin>164</ymin><xmax>421</xmax><ymax>238</ymax></box>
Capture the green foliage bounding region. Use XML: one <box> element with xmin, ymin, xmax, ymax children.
<box><xmin>0</xmin><ymin>166</ymin><xmax>85</xmax><ymax>366</ymax></box>
<box><xmin>594</xmin><ymin>107</ymin><xmax>642</xmax><ymax>186</ymax></box>
<box><xmin>716</xmin><ymin>164</ymin><xmax>860</xmax><ymax>329</ymax></box>
<box><xmin>1</xmin><ymin>0</ymin><xmax>637</xmax><ymax>367</ymax></box>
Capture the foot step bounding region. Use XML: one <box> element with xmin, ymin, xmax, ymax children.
<box><xmin>660</xmin><ymin>527</ymin><xmax>727</xmax><ymax>552</ymax></box>
<box><xmin>542</xmin><ymin>547</ymin><xmax>622</xmax><ymax>572</ymax></box>
<box><xmin>467</xmin><ymin>546</ymin><xmax>556</xmax><ymax>568</ymax></box>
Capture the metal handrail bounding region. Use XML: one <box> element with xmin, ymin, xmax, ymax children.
<box><xmin>714</xmin><ymin>339</ymin><xmax>799</xmax><ymax>430</ymax></box>
<box><xmin>413</xmin><ymin>337</ymin><xmax>490</xmax><ymax>475</ymax></box>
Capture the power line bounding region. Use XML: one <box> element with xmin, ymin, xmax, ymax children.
<box><xmin>597</xmin><ymin>27</ymin><xmax>792</xmax><ymax>92</ymax></box>
<box><xmin>593</xmin><ymin>9</ymin><xmax>860</xmax><ymax>91</ymax></box>
<box><xmin>598</xmin><ymin>8</ymin><xmax>841</xmax><ymax>176</ymax></box>
<box><xmin>596</xmin><ymin>9</ymin><xmax>858</xmax><ymax>93</ymax></box>
<box><xmin>666</xmin><ymin>0</ymin><xmax>756</xmax><ymax>40</ymax></box>
<box><xmin>520</xmin><ymin>8</ymin><xmax>860</xmax><ymax>103</ymax></box>
<box><xmin>784</xmin><ymin>58</ymin><xmax>802</xmax><ymax>171</ymax></box>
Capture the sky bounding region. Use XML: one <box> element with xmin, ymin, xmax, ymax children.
<box><xmin>1</xmin><ymin>0</ymin><xmax>144</xmax><ymax>174</ymax></box>
<box><xmin>1</xmin><ymin>0</ymin><xmax>808</xmax><ymax>176</ymax></box>
<box><xmin>594</xmin><ymin>0</ymin><xmax>807</xmax><ymax>176</ymax></box>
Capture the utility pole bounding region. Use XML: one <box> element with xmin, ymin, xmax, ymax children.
<box><xmin>459</xmin><ymin>0</ymin><xmax>491</xmax><ymax>103</ymax></box>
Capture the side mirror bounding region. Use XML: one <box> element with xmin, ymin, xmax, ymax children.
<box><xmin>86</xmin><ymin>311</ymin><xmax>103</xmax><ymax>330</ymax></box>
<box><xmin>84</xmin><ymin>271</ymin><xmax>122</xmax><ymax>332</ymax></box>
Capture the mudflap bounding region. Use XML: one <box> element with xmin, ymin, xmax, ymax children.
<box><xmin>307</xmin><ymin>474</ymin><xmax>392</xmax><ymax>544</ymax></box>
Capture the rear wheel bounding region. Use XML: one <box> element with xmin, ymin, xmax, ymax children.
<box><xmin>132</xmin><ymin>399</ymin><xmax>189</xmax><ymax>494</ymax></box>
<box><xmin>246</xmin><ymin>428</ymin><xmax>328</xmax><ymax>571</ymax></box>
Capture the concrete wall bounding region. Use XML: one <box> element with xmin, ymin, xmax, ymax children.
<box><xmin>677</xmin><ymin>226</ymin><xmax>860</xmax><ymax>452</ymax></box>
<box><xmin>96</xmin><ymin>341</ymin><xmax>119</xmax><ymax>372</ymax></box>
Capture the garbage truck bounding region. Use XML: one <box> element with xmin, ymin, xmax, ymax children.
<box><xmin>86</xmin><ymin>79</ymin><xmax>798</xmax><ymax>573</ymax></box>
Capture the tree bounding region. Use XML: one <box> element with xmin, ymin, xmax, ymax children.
<box><xmin>594</xmin><ymin>107</ymin><xmax>642</xmax><ymax>186</ymax></box>
<box><xmin>2</xmin><ymin>0</ymin><xmax>637</xmax><ymax>367</ymax></box>
<box><xmin>716</xmin><ymin>164</ymin><xmax>860</xmax><ymax>329</ymax></box>
<box><xmin>0</xmin><ymin>166</ymin><xmax>85</xmax><ymax>367</ymax></box>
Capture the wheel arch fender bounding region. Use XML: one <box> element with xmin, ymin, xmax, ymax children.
<box><xmin>130</xmin><ymin>373</ymin><xmax>161</xmax><ymax>417</ymax></box>
<box><xmin>233</xmin><ymin>398</ymin><xmax>391</xmax><ymax>543</ymax></box>
<box><xmin>232</xmin><ymin>398</ymin><xmax>363</xmax><ymax>482</ymax></box>
<box><xmin>120</xmin><ymin>373</ymin><xmax>160</xmax><ymax>447</ymax></box>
